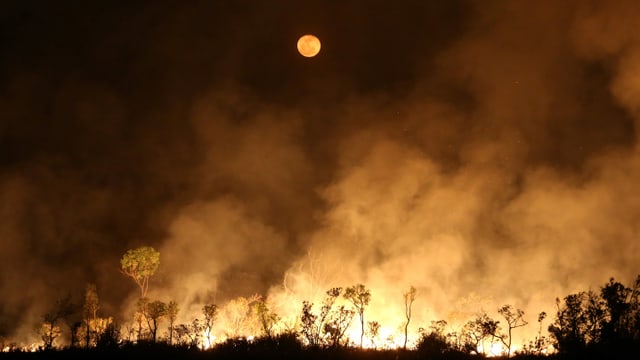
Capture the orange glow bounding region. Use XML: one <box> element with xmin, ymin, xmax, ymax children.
<box><xmin>297</xmin><ymin>34</ymin><xmax>321</xmax><ymax>57</ymax></box>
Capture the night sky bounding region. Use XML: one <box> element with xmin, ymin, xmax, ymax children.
<box><xmin>1</xmin><ymin>0</ymin><xmax>640</xmax><ymax>343</ymax></box>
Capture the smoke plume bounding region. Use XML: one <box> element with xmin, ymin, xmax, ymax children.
<box><xmin>1</xmin><ymin>0</ymin><xmax>639</xmax><ymax>348</ymax></box>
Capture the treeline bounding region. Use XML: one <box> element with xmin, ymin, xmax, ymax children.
<box><xmin>2</xmin><ymin>246</ymin><xmax>639</xmax><ymax>359</ymax></box>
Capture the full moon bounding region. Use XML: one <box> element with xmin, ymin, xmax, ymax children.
<box><xmin>297</xmin><ymin>34</ymin><xmax>321</xmax><ymax>58</ymax></box>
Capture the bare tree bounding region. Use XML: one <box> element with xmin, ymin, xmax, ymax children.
<box><xmin>403</xmin><ymin>286</ymin><xmax>416</xmax><ymax>349</ymax></box>
<box><xmin>344</xmin><ymin>284</ymin><xmax>371</xmax><ymax>348</ymax></box>
<box><xmin>497</xmin><ymin>305</ymin><xmax>528</xmax><ymax>357</ymax></box>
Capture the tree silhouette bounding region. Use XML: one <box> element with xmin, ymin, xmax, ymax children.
<box><xmin>324</xmin><ymin>305</ymin><xmax>354</xmax><ymax>348</ymax></box>
<box><xmin>300</xmin><ymin>301</ymin><xmax>319</xmax><ymax>346</ymax></box>
<box><xmin>254</xmin><ymin>299</ymin><xmax>280</xmax><ymax>339</ymax></box>
<box><xmin>175</xmin><ymin>319</ymin><xmax>204</xmax><ymax>347</ymax></box>
<box><xmin>497</xmin><ymin>304</ymin><xmax>527</xmax><ymax>357</ymax></box>
<box><xmin>546</xmin><ymin>277</ymin><xmax>640</xmax><ymax>354</ymax></box>
<box><xmin>403</xmin><ymin>286</ymin><xmax>416</xmax><ymax>349</ymax></box>
<box><xmin>548</xmin><ymin>291</ymin><xmax>604</xmax><ymax>353</ymax></box>
<box><xmin>38</xmin><ymin>321</ymin><xmax>62</xmax><ymax>350</ymax></box>
<box><xmin>134</xmin><ymin>297</ymin><xmax>149</xmax><ymax>340</ymax></box>
<box><xmin>530</xmin><ymin>311</ymin><xmax>548</xmax><ymax>354</ymax></box>
<box><xmin>367</xmin><ymin>321</ymin><xmax>381</xmax><ymax>349</ymax></box>
<box><xmin>145</xmin><ymin>300</ymin><xmax>167</xmax><ymax>343</ymax></box>
<box><xmin>219</xmin><ymin>295</ymin><xmax>261</xmax><ymax>338</ymax></box>
<box><xmin>417</xmin><ymin>320</ymin><xmax>450</xmax><ymax>356</ymax></box>
<box><xmin>96</xmin><ymin>321</ymin><xmax>121</xmax><ymax>349</ymax></box>
<box><xmin>600</xmin><ymin>277</ymin><xmax>635</xmax><ymax>344</ymax></box>
<box><xmin>344</xmin><ymin>284</ymin><xmax>371</xmax><ymax>348</ymax></box>
<box><xmin>300</xmin><ymin>287</ymin><xmax>342</xmax><ymax>347</ymax></box>
<box><xmin>166</xmin><ymin>301</ymin><xmax>179</xmax><ymax>345</ymax></box>
<box><xmin>203</xmin><ymin>303</ymin><xmax>218</xmax><ymax>348</ymax></box>
<box><xmin>82</xmin><ymin>283</ymin><xmax>99</xmax><ymax>348</ymax></box>
<box><xmin>461</xmin><ymin>312</ymin><xmax>499</xmax><ymax>355</ymax></box>
<box><xmin>39</xmin><ymin>296</ymin><xmax>77</xmax><ymax>349</ymax></box>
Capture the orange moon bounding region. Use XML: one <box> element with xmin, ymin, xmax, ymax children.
<box><xmin>297</xmin><ymin>34</ymin><xmax>321</xmax><ymax>57</ymax></box>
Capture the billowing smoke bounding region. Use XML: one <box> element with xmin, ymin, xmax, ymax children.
<box><xmin>1</xmin><ymin>0</ymin><xmax>639</xmax><ymax>349</ymax></box>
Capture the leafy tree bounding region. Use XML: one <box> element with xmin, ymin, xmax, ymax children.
<box><xmin>166</xmin><ymin>301</ymin><xmax>179</xmax><ymax>345</ymax></box>
<box><xmin>38</xmin><ymin>322</ymin><xmax>62</xmax><ymax>350</ymax></box>
<box><xmin>461</xmin><ymin>312</ymin><xmax>500</xmax><ymax>355</ymax></box>
<box><xmin>429</xmin><ymin>319</ymin><xmax>448</xmax><ymax>340</ymax></box>
<box><xmin>145</xmin><ymin>300</ymin><xmax>167</xmax><ymax>343</ymax></box>
<box><xmin>497</xmin><ymin>304</ymin><xmax>527</xmax><ymax>357</ymax></box>
<box><xmin>120</xmin><ymin>246</ymin><xmax>160</xmax><ymax>298</ymax></box>
<box><xmin>548</xmin><ymin>291</ymin><xmax>605</xmax><ymax>353</ymax></box>
<box><xmin>599</xmin><ymin>277</ymin><xmax>638</xmax><ymax>344</ymax></box>
<box><xmin>203</xmin><ymin>303</ymin><xmax>218</xmax><ymax>348</ymax></box>
<box><xmin>403</xmin><ymin>286</ymin><xmax>416</xmax><ymax>349</ymax></box>
<box><xmin>175</xmin><ymin>319</ymin><xmax>204</xmax><ymax>348</ymax></box>
<box><xmin>70</xmin><ymin>321</ymin><xmax>82</xmax><ymax>347</ymax></box>
<box><xmin>344</xmin><ymin>284</ymin><xmax>371</xmax><ymax>348</ymax></box>
<box><xmin>300</xmin><ymin>301</ymin><xmax>319</xmax><ymax>346</ymax></box>
<box><xmin>96</xmin><ymin>321</ymin><xmax>121</xmax><ymax>349</ymax></box>
<box><xmin>219</xmin><ymin>295</ymin><xmax>261</xmax><ymax>338</ymax></box>
<box><xmin>254</xmin><ymin>299</ymin><xmax>280</xmax><ymax>338</ymax></box>
<box><xmin>39</xmin><ymin>296</ymin><xmax>77</xmax><ymax>349</ymax></box>
<box><xmin>531</xmin><ymin>311</ymin><xmax>549</xmax><ymax>354</ymax></box>
<box><xmin>76</xmin><ymin>317</ymin><xmax>114</xmax><ymax>348</ymax></box>
<box><xmin>546</xmin><ymin>276</ymin><xmax>640</xmax><ymax>354</ymax></box>
<box><xmin>316</xmin><ymin>287</ymin><xmax>342</xmax><ymax>346</ymax></box>
<box><xmin>82</xmin><ymin>283</ymin><xmax>99</xmax><ymax>348</ymax></box>
<box><xmin>585</xmin><ymin>291</ymin><xmax>607</xmax><ymax>344</ymax></box>
<box><xmin>300</xmin><ymin>287</ymin><xmax>342</xmax><ymax>347</ymax></box>
<box><xmin>417</xmin><ymin>321</ymin><xmax>451</xmax><ymax>357</ymax></box>
<box><xmin>480</xmin><ymin>314</ymin><xmax>502</xmax><ymax>354</ymax></box>
<box><xmin>324</xmin><ymin>305</ymin><xmax>354</xmax><ymax>348</ymax></box>
<box><xmin>520</xmin><ymin>311</ymin><xmax>549</xmax><ymax>355</ymax></box>
<box><xmin>367</xmin><ymin>321</ymin><xmax>381</xmax><ymax>349</ymax></box>
<box><xmin>134</xmin><ymin>297</ymin><xmax>149</xmax><ymax>340</ymax></box>
<box><xmin>628</xmin><ymin>276</ymin><xmax>640</xmax><ymax>342</ymax></box>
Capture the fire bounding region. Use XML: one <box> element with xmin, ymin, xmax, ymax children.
<box><xmin>485</xmin><ymin>342</ymin><xmax>505</xmax><ymax>357</ymax></box>
<box><xmin>0</xmin><ymin>253</ymin><xmax>547</xmax><ymax>354</ymax></box>
<box><xmin>0</xmin><ymin>282</ymin><xmax>537</xmax><ymax>354</ymax></box>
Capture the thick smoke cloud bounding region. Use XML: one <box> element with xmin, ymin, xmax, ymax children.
<box><xmin>1</xmin><ymin>0</ymin><xmax>639</xmax><ymax>347</ymax></box>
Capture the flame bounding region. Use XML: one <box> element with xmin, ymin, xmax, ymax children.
<box><xmin>2</xmin><ymin>261</ymin><xmax>539</xmax><ymax>353</ymax></box>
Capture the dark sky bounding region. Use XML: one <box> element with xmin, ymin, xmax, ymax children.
<box><xmin>1</xmin><ymin>0</ymin><xmax>640</xmax><ymax>343</ymax></box>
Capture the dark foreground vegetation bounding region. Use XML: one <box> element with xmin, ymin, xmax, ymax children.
<box><xmin>0</xmin><ymin>334</ymin><xmax>638</xmax><ymax>360</ymax></box>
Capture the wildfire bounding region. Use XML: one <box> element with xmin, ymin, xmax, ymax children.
<box><xmin>0</xmin><ymin>248</ymin><xmax>570</xmax><ymax>356</ymax></box>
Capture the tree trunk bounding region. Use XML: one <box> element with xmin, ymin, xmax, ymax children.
<box><xmin>86</xmin><ymin>322</ymin><xmax>90</xmax><ymax>348</ymax></box>
<box><xmin>360</xmin><ymin>310</ymin><xmax>365</xmax><ymax>348</ymax></box>
<box><xmin>152</xmin><ymin>319</ymin><xmax>157</xmax><ymax>343</ymax></box>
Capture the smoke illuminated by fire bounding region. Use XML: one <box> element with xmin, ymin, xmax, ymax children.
<box><xmin>1</xmin><ymin>0</ymin><xmax>640</xmax><ymax>354</ymax></box>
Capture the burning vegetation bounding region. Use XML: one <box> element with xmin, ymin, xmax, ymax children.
<box><xmin>1</xmin><ymin>245</ymin><xmax>639</xmax><ymax>359</ymax></box>
<box><xmin>3</xmin><ymin>2</ymin><xmax>640</xmax><ymax>360</ymax></box>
